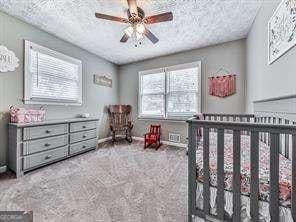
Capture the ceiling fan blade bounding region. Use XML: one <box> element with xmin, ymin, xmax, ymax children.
<box><xmin>120</xmin><ymin>33</ymin><xmax>130</xmax><ymax>43</ymax></box>
<box><xmin>95</xmin><ymin>13</ymin><xmax>128</xmax><ymax>23</ymax></box>
<box><xmin>144</xmin><ymin>12</ymin><xmax>173</xmax><ymax>24</ymax></box>
<box><xmin>144</xmin><ymin>28</ymin><xmax>159</xmax><ymax>44</ymax></box>
<box><xmin>127</xmin><ymin>0</ymin><xmax>138</xmax><ymax>16</ymax></box>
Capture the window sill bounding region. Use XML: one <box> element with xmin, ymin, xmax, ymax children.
<box><xmin>137</xmin><ymin>117</ymin><xmax>191</xmax><ymax>122</ymax></box>
<box><xmin>23</xmin><ymin>99</ymin><xmax>82</xmax><ymax>106</ymax></box>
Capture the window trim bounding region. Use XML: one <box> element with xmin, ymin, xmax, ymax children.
<box><xmin>24</xmin><ymin>40</ymin><xmax>83</xmax><ymax>106</ymax></box>
<box><xmin>138</xmin><ymin>61</ymin><xmax>202</xmax><ymax>119</ymax></box>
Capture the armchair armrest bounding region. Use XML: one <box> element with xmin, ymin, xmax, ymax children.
<box><xmin>128</xmin><ymin>121</ymin><xmax>134</xmax><ymax>129</ymax></box>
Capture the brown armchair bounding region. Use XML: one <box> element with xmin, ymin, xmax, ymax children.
<box><xmin>108</xmin><ymin>105</ymin><xmax>133</xmax><ymax>142</ymax></box>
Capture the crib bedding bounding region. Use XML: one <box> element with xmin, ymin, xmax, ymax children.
<box><xmin>196</xmin><ymin>133</ymin><xmax>292</xmax><ymax>207</ymax></box>
<box><xmin>195</xmin><ymin>182</ymin><xmax>293</xmax><ymax>222</ymax></box>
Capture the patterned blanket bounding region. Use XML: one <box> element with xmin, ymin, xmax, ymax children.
<box><xmin>196</xmin><ymin>133</ymin><xmax>292</xmax><ymax>207</ymax></box>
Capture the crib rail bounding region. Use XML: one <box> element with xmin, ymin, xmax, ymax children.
<box><xmin>187</xmin><ymin>117</ymin><xmax>296</xmax><ymax>222</ymax></box>
<box><xmin>201</xmin><ymin>113</ymin><xmax>294</xmax><ymax>159</ymax></box>
<box><xmin>203</xmin><ymin>113</ymin><xmax>255</xmax><ymax>122</ymax></box>
<box><xmin>255</xmin><ymin>116</ymin><xmax>296</xmax><ymax>159</ymax></box>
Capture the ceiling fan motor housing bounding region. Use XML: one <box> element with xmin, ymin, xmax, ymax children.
<box><xmin>127</xmin><ymin>7</ymin><xmax>145</xmax><ymax>23</ymax></box>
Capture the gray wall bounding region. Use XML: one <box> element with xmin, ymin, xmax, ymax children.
<box><xmin>254</xmin><ymin>96</ymin><xmax>296</xmax><ymax>122</ymax></box>
<box><xmin>0</xmin><ymin>12</ymin><xmax>119</xmax><ymax>167</ymax></box>
<box><xmin>246</xmin><ymin>0</ymin><xmax>296</xmax><ymax>113</ymax></box>
<box><xmin>118</xmin><ymin>39</ymin><xmax>247</xmax><ymax>143</ymax></box>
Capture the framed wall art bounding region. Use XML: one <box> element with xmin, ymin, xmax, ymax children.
<box><xmin>0</xmin><ymin>45</ymin><xmax>19</xmax><ymax>72</ymax></box>
<box><xmin>268</xmin><ymin>0</ymin><xmax>296</xmax><ymax>64</ymax></box>
<box><xmin>93</xmin><ymin>75</ymin><xmax>112</xmax><ymax>88</ymax></box>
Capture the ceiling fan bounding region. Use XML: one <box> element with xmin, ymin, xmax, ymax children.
<box><xmin>95</xmin><ymin>0</ymin><xmax>173</xmax><ymax>44</ymax></box>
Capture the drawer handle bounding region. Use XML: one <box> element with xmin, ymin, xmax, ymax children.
<box><xmin>46</xmin><ymin>130</ymin><xmax>52</xmax><ymax>134</ymax></box>
<box><xmin>45</xmin><ymin>155</ymin><xmax>52</xmax><ymax>160</ymax></box>
<box><xmin>83</xmin><ymin>135</ymin><xmax>87</xmax><ymax>138</ymax></box>
<box><xmin>45</xmin><ymin>143</ymin><xmax>51</xmax><ymax>147</ymax></box>
<box><xmin>82</xmin><ymin>125</ymin><xmax>87</xmax><ymax>129</ymax></box>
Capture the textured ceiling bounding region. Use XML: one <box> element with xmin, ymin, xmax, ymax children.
<box><xmin>0</xmin><ymin>0</ymin><xmax>261</xmax><ymax>65</ymax></box>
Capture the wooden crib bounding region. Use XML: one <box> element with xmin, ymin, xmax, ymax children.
<box><xmin>187</xmin><ymin>113</ymin><xmax>296</xmax><ymax>222</ymax></box>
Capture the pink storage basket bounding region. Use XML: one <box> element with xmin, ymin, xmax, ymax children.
<box><xmin>10</xmin><ymin>106</ymin><xmax>46</xmax><ymax>123</ymax></box>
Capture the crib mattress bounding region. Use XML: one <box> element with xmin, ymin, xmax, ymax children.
<box><xmin>196</xmin><ymin>133</ymin><xmax>292</xmax><ymax>207</ymax></box>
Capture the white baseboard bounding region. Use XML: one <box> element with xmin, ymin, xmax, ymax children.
<box><xmin>163</xmin><ymin>140</ymin><xmax>188</xmax><ymax>148</ymax></box>
<box><xmin>133</xmin><ymin>136</ymin><xmax>187</xmax><ymax>148</ymax></box>
<box><xmin>98</xmin><ymin>137</ymin><xmax>112</xmax><ymax>144</ymax></box>
<box><xmin>0</xmin><ymin>165</ymin><xmax>7</xmax><ymax>174</ymax></box>
<box><xmin>98</xmin><ymin>135</ymin><xmax>127</xmax><ymax>144</ymax></box>
<box><xmin>132</xmin><ymin>136</ymin><xmax>144</xmax><ymax>141</ymax></box>
<box><xmin>98</xmin><ymin>136</ymin><xmax>187</xmax><ymax>148</ymax></box>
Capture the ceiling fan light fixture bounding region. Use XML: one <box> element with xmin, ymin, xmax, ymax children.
<box><xmin>136</xmin><ymin>32</ymin><xmax>144</xmax><ymax>40</ymax></box>
<box><xmin>124</xmin><ymin>25</ymin><xmax>134</xmax><ymax>37</ymax></box>
<box><xmin>135</xmin><ymin>23</ymin><xmax>145</xmax><ymax>34</ymax></box>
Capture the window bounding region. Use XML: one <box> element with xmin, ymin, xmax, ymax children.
<box><xmin>24</xmin><ymin>40</ymin><xmax>82</xmax><ymax>105</ymax></box>
<box><xmin>138</xmin><ymin>62</ymin><xmax>201</xmax><ymax>119</ymax></box>
<box><xmin>139</xmin><ymin>69</ymin><xmax>166</xmax><ymax>118</ymax></box>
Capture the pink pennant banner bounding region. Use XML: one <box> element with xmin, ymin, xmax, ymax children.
<box><xmin>208</xmin><ymin>75</ymin><xmax>236</xmax><ymax>98</ymax></box>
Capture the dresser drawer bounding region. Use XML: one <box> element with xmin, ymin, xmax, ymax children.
<box><xmin>70</xmin><ymin>129</ymin><xmax>97</xmax><ymax>144</ymax></box>
<box><xmin>22</xmin><ymin>135</ymin><xmax>68</xmax><ymax>155</ymax></box>
<box><xmin>70</xmin><ymin>121</ymin><xmax>97</xmax><ymax>133</ymax></box>
<box><xmin>69</xmin><ymin>138</ymin><xmax>97</xmax><ymax>155</ymax></box>
<box><xmin>23</xmin><ymin>124</ymin><xmax>68</xmax><ymax>140</ymax></box>
<box><xmin>23</xmin><ymin>146</ymin><xmax>68</xmax><ymax>171</ymax></box>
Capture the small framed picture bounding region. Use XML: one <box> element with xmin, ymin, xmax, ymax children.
<box><xmin>93</xmin><ymin>75</ymin><xmax>112</xmax><ymax>88</ymax></box>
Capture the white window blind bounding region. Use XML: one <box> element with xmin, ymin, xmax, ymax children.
<box><xmin>167</xmin><ymin>66</ymin><xmax>199</xmax><ymax>117</ymax></box>
<box><xmin>139</xmin><ymin>69</ymin><xmax>165</xmax><ymax>117</ymax></box>
<box><xmin>138</xmin><ymin>62</ymin><xmax>201</xmax><ymax>119</ymax></box>
<box><xmin>24</xmin><ymin>40</ymin><xmax>82</xmax><ymax>105</ymax></box>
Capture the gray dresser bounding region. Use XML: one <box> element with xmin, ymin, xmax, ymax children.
<box><xmin>8</xmin><ymin>118</ymin><xmax>99</xmax><ymax>177</ymax></box>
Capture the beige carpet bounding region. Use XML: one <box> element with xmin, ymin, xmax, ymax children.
<box><xmin>0</xmin><ymin>140</ymin><xmax>200</xmax><ymax>222</ymax></box>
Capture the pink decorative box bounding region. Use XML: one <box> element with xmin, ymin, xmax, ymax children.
<box><xmin>10</xmin><ymin>106</ymin><xmax>46</xmax><ymax>123</ymax></box>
